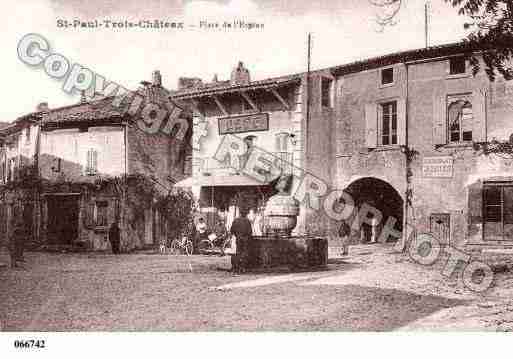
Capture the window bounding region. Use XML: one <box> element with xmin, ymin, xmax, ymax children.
<box><xmin>381</xmin><ymin>68</ymin><xmax>394</xmax><ymax>85</ymax></box>
<box><xmin>321</xmin><ymin>78</ymin><xmax>332</xmax><ymax>108</ymax></box>
<box><xmin>449</xmin><ymin>57</ymin><xmax>466</xmax><ymax>75</ymax></box>
<box><xmin>483</xmin><ymin>184</ymin><xmax>513</xmax><ymax>240</ymax></box>
<box><xmin>380</xmin><ymin>101</ymin><xmax>398</xmax><ymax>145</ymax></box>
<box><xmin>448</xmin><ymin>97</ymin><xmax>473</xmax><ymax>143</ymax></box>
<box><xmin>86</xmin><ymin>149</ymin><xmax>98</xmax><ymax>175</ymax></box>
<box><xmin>275</xmin><ymin>133</ymin><xmax>289</xmax><ymax>153</ymax></box>
<box><xmin>95</xmin><ymin>201</ymin><xmax>109</xmax><ymax>227</ymax></box>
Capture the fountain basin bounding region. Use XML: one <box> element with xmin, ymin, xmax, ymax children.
<box><xmin>246</xmin><ymin>235</ymin><xmax>328</xmax><ymax>269</ymax></box>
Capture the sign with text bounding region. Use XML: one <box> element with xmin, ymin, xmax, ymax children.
<box><xmin>423</xmin><ymin>156</ymin><xmax>453</xmax><ymax>178</ymax></box>
<box><xmin>218</xmin><ymin>113</ymin><xmax>269</xmax><ymax>135</ymax></box>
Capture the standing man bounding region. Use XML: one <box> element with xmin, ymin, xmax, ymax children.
<box><xmin>108</xmin><ymin>221</ymin><xmax>120</xmax><ymax>254</ymax></box>
<box><xmin>338</xmin><ymin>220</ymin><xmax>350</xmax><ymax>256</ymax></box>
<box><xmin>9</xmin><ymin>204</ymin><xmax>26</xmax><ymax>268</ymax></box>
<box><xmin>195</xmin><ymin>217</ymin><xmax>208</xmax><ymax>253</ymax></box>
<box><xmin>230</xmin><ymin>207</ymin><xmax>253</xmax><ymax>273</ymax></box>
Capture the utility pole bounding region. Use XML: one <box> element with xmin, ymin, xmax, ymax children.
<box><xmin>425</xmin><ymin>1</ymin><xmax>430</xmax><ymax>48</ymax></box>
<box><xmin>305</xmin><ymin>33</ymin><xmax>312</xmax><ymax>158</ymax></box>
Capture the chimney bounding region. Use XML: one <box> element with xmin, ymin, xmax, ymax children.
<box><xmin>230</xmin><ymin>61</ymin><xmax>250</xmax><ymax>85</ymax></box>
<box><xmin>212</xmin><ymin>74</ymin><xmax>219</xmax><ymax>83</ymax></box>
<box><xmin>36</xmin><ymin>102</ymin><xmax>49</xmax><ymax>112</ymax></box>
<box><xmin>178</xmin><ymin>77</ymin><xmax>203</xmax><ymax>91</ymax></box>
<box><xmin>152</xmin><ymin>70</ymin><xmax>162</xmax><ymax>87</ymax></box>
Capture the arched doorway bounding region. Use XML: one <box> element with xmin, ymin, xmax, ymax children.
<box><xmin>344</xmin><ymin>177</ymin><xmax>403</xmax><ymax>243</ymax></box>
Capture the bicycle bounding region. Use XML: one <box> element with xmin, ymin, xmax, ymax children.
<box><xmin>200</xmin><ymin>233</ymin><xmax>233</xmax><ymax>256</ymax></box>
<box><xmin>169</xmin><ymin>236</ymin><xmax>194</xmax><ymax>256</ymax></box>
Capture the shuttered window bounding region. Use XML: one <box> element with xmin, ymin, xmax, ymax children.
<box><xmin>95</xmin><ymin>201</ymin><xmax>109</xmax><ymax>227</ymax></box>
<box><xmin>483</xmin><ymin>183</ymin><xmax>513</xmax><ymax>241</ymax></box>
<box><xmin>448</xmin><ymin>99</ymin><xmax>473</xmax><ymax>143</ymax></box>
<box><xmin>381</xmin><ymin>101</ymin><xmax>398</xmax><ymax>145</ymax></box>
<box><xmin>86</xmin><ymin>149</ymin><xmax>98</xmax><ymax>175</ymax></box>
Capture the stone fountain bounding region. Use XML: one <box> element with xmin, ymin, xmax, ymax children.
<box><xmin>248</xmin><ymin>175</ymin><xmax>328</xmax><ymax>270</ymax></box>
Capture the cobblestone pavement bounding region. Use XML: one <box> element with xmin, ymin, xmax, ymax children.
<box><xmin>1</xmin><ymin>244</ymin><xmax>512</xmax><ymax>331</ymax></box>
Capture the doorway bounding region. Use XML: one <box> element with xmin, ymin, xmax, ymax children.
<box><xmin>46</xmin><ymin>195</ymin><xmax>80</xmax><ymax>245</ymax></box>
<box><xmin>344</xmin><ymin>177</ymin><xmax>404</xmax><ymax>243</ymax></box>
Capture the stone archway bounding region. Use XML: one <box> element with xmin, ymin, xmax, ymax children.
<box><xmin>344</xmin><ymin>177</ymin><xmax>403</xmax><ymax>243</ymax></box>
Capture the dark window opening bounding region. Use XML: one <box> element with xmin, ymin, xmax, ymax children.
<box><xmin>381</xmin><ymin>68</ymin><xmax>394</xmax><ymax>85</ymax></box>
<box><xmin>449</xmin><ymin>57</ymin><xmax>466</xmax><ymax>75</ymax></box>
<box><xmin>321</xmin><ymin>78</ymin><xmax>332</xmax><ymax>108</ymax></box>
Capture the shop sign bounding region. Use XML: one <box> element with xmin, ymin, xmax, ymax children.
<box><xmin>218</xmin><ymin>113</ymin><xmax>269</xmax><ymax>135</ymax></box>
<box><xmin>423</xmin><ymin>156</ymin><xmax>453</xmax><ymax>178</ymax></box>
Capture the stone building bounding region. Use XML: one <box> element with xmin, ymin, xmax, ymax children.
<box><xmin>171</xmin><ymin>62</ymin><xmax>335</xmax><ymax>235</ymax></box>
<box><xmin>0</xmin><ymin>71</ymin><xmax>192</xmax><ymax>251</ymax></box>
<box><xmin>329</xmin><ymin>42</ymin><xmax>513</xmax><ymax>249</ymax></box>
<box><xmin>174</xmin><ymin>43</ymin><xmax>513</xmax><ymax>251</ymax></box>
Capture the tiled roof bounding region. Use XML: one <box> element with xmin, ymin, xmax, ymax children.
<box><xmin>42</xmin><ymin>97</ymin><xmax>124</xmax><ymax>126</ymax></box>
<box><xmin>170</xmin><ymin>75</ymin><xmax>301</xmax><ymax>99</ymax></box>
<box><xmin>331</xmin><ymin>41</ymin><xmax>482</xmax><ymax>76</ymax></box>
<box><xmin>171</xmin><ymin>41</ymin><xmax>484</xmax><ymax>100</ymax></box>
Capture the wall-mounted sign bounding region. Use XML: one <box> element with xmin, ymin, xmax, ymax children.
<box><xmin>423</xmin><ymin>156</ymin><xmax>453</xmax><ymax>178</ymax></box>
<box><xmin>218</xmin><ymin>113</ymin><xmax>269</xmax><ymax>135</ymax></box>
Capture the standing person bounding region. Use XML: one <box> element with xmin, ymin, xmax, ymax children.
<box><xmin>230</xmin><ymin>208</ymin><xmax>253</xmax><ymax>273</ymax></box>
<box><xmin>214</xmin><ymin>219</ymin><xmax>228</xmax><ymax>255</ymax></box>
<box><xmin>108</xmin><ymin>221</ymin><xmax>120</xmax><ymax>254</ymax></box>
<box><xmin>9</xmin><ymin>205</ymin><xmax>26</xmax><ymax>268</ymax></box>
<box><xmin>338</xmin><ymin>220</ymin><xmax>351</xmax><ymax>256</ymax></box>
<box><xmin>252</xmin><ymin>207</ymin><xmax>264</xmax><ymax>236</ymax></box>
<box><xmin>195</xmin><ymin>217</ymin><xmax>208</xmax><ymax>252</ymax></box>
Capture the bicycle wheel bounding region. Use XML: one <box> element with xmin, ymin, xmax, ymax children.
<box><xmin>220</xmin><ymin>237</ymin><xmax>231</xmax><ymax>256</ymax></box>
<box><xmin>185</xmin><ymin>240</ymin><xmax>194</xmax><ymax>256</ymax></box>
<box><xmin>200</xmin><ymin>239</ymin><xmax>214</xmax><ymax>251</ymax></box>
<box><xmin>170</xmin><ymin>239</ymin><xmax>181</xmax><ymax>255</ymax></box>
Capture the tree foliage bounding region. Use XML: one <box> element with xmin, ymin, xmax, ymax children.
<box><xmin>372</xmin><ymin>0</ymin><xmax>513</xmax><ymax>81</ymax></box>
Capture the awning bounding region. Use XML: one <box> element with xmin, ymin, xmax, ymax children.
<box><xmin>174</xmin><ymin>174</ymin><xmax>271</xmax><ymax>188</ymax></box>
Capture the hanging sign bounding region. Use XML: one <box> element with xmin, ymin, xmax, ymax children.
<box><xmin>218</xmin><ymin>113</ymin><xmax>269</xmax><ymax>135</ymax></box>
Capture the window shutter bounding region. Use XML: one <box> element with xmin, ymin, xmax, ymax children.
<box><xmin>365</xmin><ymin>103</ymin><xmax>377</xmax><ymax>148</ymax></box>
<box><xmin>433</xmin><ymin>94</ymin><xmax>447</xmax><ymax>146</ymax></box>
<box><xmin>86</xmin><ymin>150</ymin><xmax>91</xmax><ymax>173</ymax></box>
<box><xmin>93</xmin><ymin>150</ymin><xmax>98</xmax><ymax>173</ymax></box>
<box><xmin>468</xmin><ymin>181</ymin><xmax>482</xmax><ymax>226</ymax></box>
<box><xmin>472</xmin><ymin>89</ymin><xmax>487</xmax><ymax>143</ymax></box>
<box><xmin>397</xmin><ymin>98</ymin><xmax>407</xmax><ymax>146</ymax></box>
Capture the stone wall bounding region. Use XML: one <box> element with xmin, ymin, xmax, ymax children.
<box><xmin>333</xmin><ymin>55</ymin><xmax>513</xmax><ymax>248</ymax></box>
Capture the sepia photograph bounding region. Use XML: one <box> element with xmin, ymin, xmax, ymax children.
<box><xmin>0</xmin><ymin>0</ymin><xmax>512</xmax><ymax>356</ymax></box>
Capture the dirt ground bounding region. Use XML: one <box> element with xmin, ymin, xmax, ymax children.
<box><xmin>1</xmin><ymin>244</ymin><xmax>513</xmax><ymax>331</ymax></box>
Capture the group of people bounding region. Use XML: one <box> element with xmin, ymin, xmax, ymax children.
<box><xmin>194</xmin><ymin>208</ymin><xmax>254</xmax><ymax>274</ymax></box>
